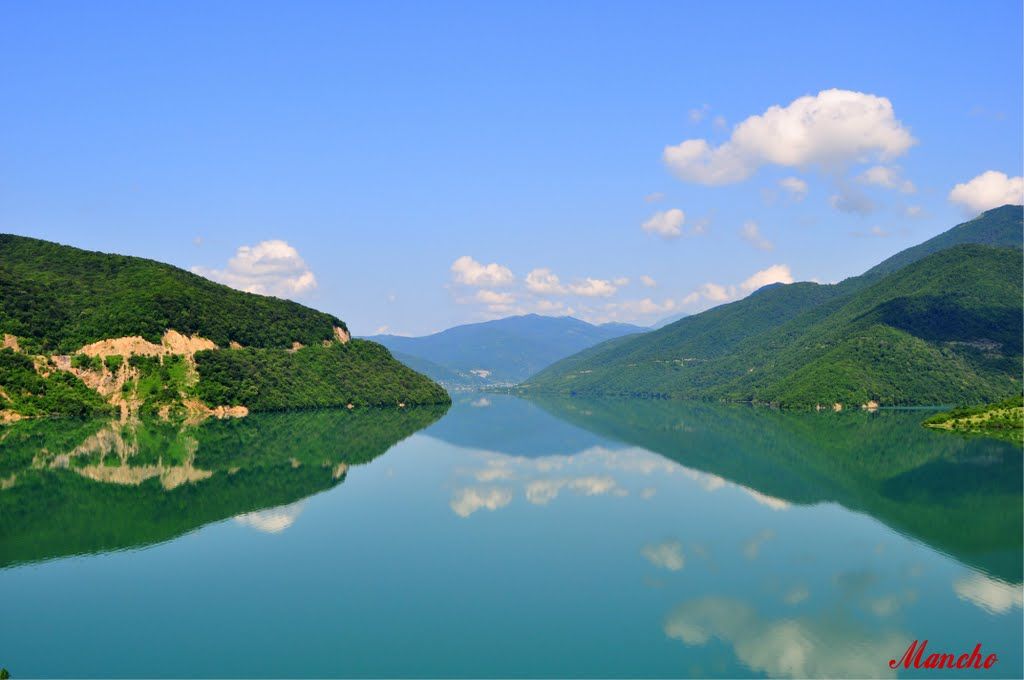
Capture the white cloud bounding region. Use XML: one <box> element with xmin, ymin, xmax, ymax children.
<box><xmin>740</xmin><ymin>221</ymin><xmax>774</xmax><ymax>251</ymax></box>
<box><xmin>525</xmin><ymin>479</ymin><xmax>564</xmax><ymax>505</ymax></box>
<box><xmin>374</xmin><ymin>325</ymin><xmax>390</xmax><ymax>334</ymax></box>
<box><xmin>664</xmin><ymin>596</ymin><xmax>906</xmax><ymax>679</ymax></box>
<box><xmin>904</xmin><ymin>205</ymin><xmax>924</xmax><ymax>218</ymax></box>
<box><xmin>524</xmin><ymin>267</ymin><xmax>566</xmax><ymax>294</ymax></box>
<box><xmin>829</xmin><ymin>188</ymin><xmax>875</xmax><ymax>215</ymax></box>
<box><xmin>712</xmin><ymin>115</ymin><xmax>727</xmax><ymax>130</ymax></box>
<box><xmin>641</xmin><ymin>275</ymin><xmax>657</xmax><ymax>288</ymax></box>
<box><xmin>664</xmin><ymin>89</ymin><xmax>915</xmax><ymax>185</ymax></box>
<box><xmin>779</xmin><ymin>177</ymin><xmax>808</xmax><ymax>201</ymax></box>
<box><xmin>695</xmin><ymin>283</ymin><xmax>730</xmax><ymax>303</ymax></box>
<box><xmin>193</xmin><ymin>240</ymin><xmax>317</xmax><ymax>298</ymax></box>
<box><xmin>740</xmin><ymin>264</ymin><xmax>793</xmax><ymax>292</ymax></box>
<box><xmin>954</xmin><ymin>573</ymin><xmax>1023</xmax><ymax>614</ymax></box>
<box><xmin>588</xmin><ymin>297</ymin><xmax>677</xmax><ymax>325</ymax></box>
<box><xmin>475</xmin><ymin>290</ymin><xmax>515</xmax><ymax>306</ymax></box>
<box><xmin>533</xmin><ymin>299</ymin><xmax>572</xmax><ymax>315</ymax></box>
<box><xmin>743</xmin><ymin>488</ymin><xmax>790</xmax><ymax>510</ymax></box>
<box><xmin>642</xmin><ymin>208</ymin><xmax>686</xmax><ymax>238</ymax></box>
<box><xmin>523</xmin><ymin>475</ymin><xmax>619</xmax><ymax>505</ymax></box>
<box><xmin>451</xmin><ymin>255</ymin><xmax>514</xmax><ymax>287</ymax></box>
<box><xmin>642</xmin><ymin>540</ymin><xmax>685</xmax><ymax>571</ymax></box>
<box><xmin>569</xmin><ymin>278</ymin><xmax>618</xmax><ymax>297</ymax></box>
<box><xmin>644</xmin><ymin>191</ymin><xmax>666</xmax><ymax>203</ymax></box>
<box><xmin>948</xmin><ymin>170</ymin><xmax>1024</xmax><ymax>213</ymax></box>
<box><xmin>234</xmin><ymin>501</ymin><xmax>305</xmax><ymax>534</ymax></box>
<box><xmin>743</xmin><ymin>529</ymin><xmax>776</xmax><ymax>560</ymax></box>
<box><xmin>450</xmin><ymin>487</ymin><xmax>512</xmax><ymax>518</ymax></box>
<box><xmin>567</xmin><ymin>475</ymin><xmax>618</xmax><ymax>495</ymax></box>
<box><xmin>859</xmin><ymin>165</ymin><xmax>915</xmax><ymax>193</ymax></box>
<box><xmin>682</xmin><ymin>265</ymin><xmax>793</xmax><ymax>309</ymax></box>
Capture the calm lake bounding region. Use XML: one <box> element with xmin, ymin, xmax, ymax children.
<box><xmin>1</xmin><ymin>394</ymin><xmax>1021</xmax><ymax>678</ymax></box>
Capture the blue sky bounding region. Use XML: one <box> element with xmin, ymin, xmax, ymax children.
<box><xmin>2</xmin><ymin>1</ymin><xmax>1022</xmax><ymax>335</ymax></box>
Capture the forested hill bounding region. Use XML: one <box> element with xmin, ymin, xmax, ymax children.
<box><xmin>0</xmin><ymin>235</ymin><xmax>449</xmax><ymax>419</ymax></box>
<box><xmin>523</xmin><ymin>206</ymin><xmax>1023</xmax><ymax>407</ymax></box>
<box><xmin>0</xmin><ymin>234</ymin><xmax>345</xmax><ymax>354</ymax></box>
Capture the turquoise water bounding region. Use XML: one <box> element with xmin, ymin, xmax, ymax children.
<box><xmin>0</xmin><ymin>395</ymin><xmax>1021</xmax><ymax>678</ymax></box>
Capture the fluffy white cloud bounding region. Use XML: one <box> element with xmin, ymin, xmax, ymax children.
<box><xmin>740</xmin><ymin>221</ymin><xmax>774</xmax><ymax>251</ymax></box>
<box><xmin>234</xmin><ymin>501</ymin><xmax>305</xmax><ymax>534</ymax></box>
<box><xmin>524</xmin><ymin>267</ymin><xmax>566</xmax><ymax>294</ymax></box>
<box><xmin>451</xmin><ymin>255</ymin><xmax>514</xmax><ymax>287</ymax></box>
<box><xmin>664</xmin><ymin>89</ymin><xmax>915</xmax><ymax>185</ymax></box>
<box><xmin>475</xmin><ymin>290</ymin><xmax>515</xmax><ymax>306</ymax></box>
<box><xmin>953</xmin><ymin>573</ymin><xmax>1023</xmax><ymax>614</ymax></box>
<box><xmin>642</xmin><ymin>208</ymin><xmax>686</xmax><ymax>238</ymax></box>
<box><xmin>450</xmin><ymin>487</ymin><xmax>512</xmax><ymax>518</ymax></box>
<box><xmin>682</xmin><ymin>265</ymin><xmax>793</xmax><ymax>309</ymax></box>
<box><xmin>779</xmin><ymin>176</ymin><xmax>808</xmax><ymax>200</ymax></box>
<box><xmin>193</xmin><ymin>240</ymin><xmax>317</xmax><ymax>298</ymax></box>
<box><xmin>642</xmin><ymin>540</ymin><xmax>685</xmax><ymax>571</ymax></box>
<box><xmin>664</xmin><ymin>596</ymin><xmax>906</xmax><ymax>679</ymax></box>
<box><xmin>644</xmin><ymin>191</ymin><xmax>666</xmax><ymax>203</ymax></box>
<box><xmin>569</xmin><ymin>278</ymin><xmax>618</xmax><ymax>297</ymax></box>
<box><xmin>740</xmin><ymin>264</ymin><xmax>793</xmax><ymax>292</ymax></box>
<box><xmin>859</xmin><ymin>165</ymin><xmax>915</xmax><ymax>193</ymax></box>
<box><xmin>641</xmin><ymin>275</ymin><xmax>657</xmax><ymax>288</ymax></box>
<box><xmin>948</xmin><ymin>170</ymin><xmax>1024</xmax><ymax>213</ymax></box>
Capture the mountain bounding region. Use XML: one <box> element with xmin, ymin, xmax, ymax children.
<box><xmin>365</xmin><ymin>314</ymin><xmax>646</xmax><ymax>386</ymax></box>
<box><xmin>0</xmin><ymin>235</ymin><xmax>449</xmax><ymax>419</ymax></box>
<box><xmin>523</xmin><ymin>206</ymin><xmax>1024</xmax><ymax>407</ymax></box>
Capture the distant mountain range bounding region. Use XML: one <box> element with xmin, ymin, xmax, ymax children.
<box><xmin>366</xmin><ymin>314</ymin><xmax>646</xmax><ymax>387</ymax></box>
<box><xmin>523</xmin><ymin>205</ymin><xmax>1024</xmax><ymax>408</ymax></box>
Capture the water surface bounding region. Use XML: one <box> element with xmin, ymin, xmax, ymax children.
<box><xmin>1</xmin><ymin>395</ymin><xmax>1020</xmax><ymax>677</ymax></box>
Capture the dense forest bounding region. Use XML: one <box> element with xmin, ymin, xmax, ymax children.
<box><xmin>0</xmin><ymin>234</ymin><xmax>346</xmax><ymax>353</ymax></box>
<box><xmin>524</xmin><ymin>206</ymin><xmax>1024</xmax><ymax>407</ymax></box>
<box><xmin>0</xmin><ymin>349</ymin><xmax>113</xmax><ymax>417</ymax></box>
<box><xmin>195</xmin><ymin>340</ymin><xmax>450</xmax><ymax>410</ymax></box>
<box><xmin>0</xmin><ymin>235</ymin><xmax>449</xmax><ymax>417</ymax></box>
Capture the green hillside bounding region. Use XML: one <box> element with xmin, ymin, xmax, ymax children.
<box><xmin>0</xmin><ymin>234</ymin><xmax>346</xmax><ymax>353</ymax></box>
<box><xmin>0</xmin><ymin>235</ymin><xmax>448</xmax><ymax>418</ymax></box>
<box><xmin>524</xmin><ymin>207</ymin><xmax>1023</xmax><ymax>407</ymax></box>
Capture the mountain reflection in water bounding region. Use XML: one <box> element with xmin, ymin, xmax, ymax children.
<box><xmin>0</xmin><ymin>394</ymin><xmax>1020</xmax><ymax>678</ymax></box>
<box><xmin>0</xmin><ymin>406</ymin><xmax>448</xmax><ymax>567</ymax></box>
